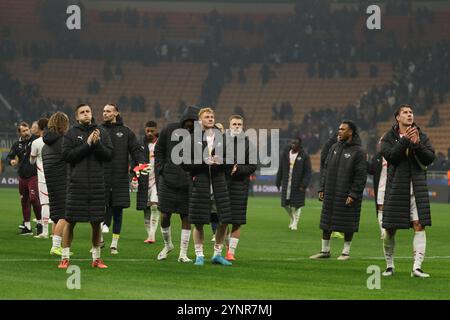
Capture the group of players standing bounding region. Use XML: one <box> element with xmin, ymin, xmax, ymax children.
<box><xmin>7</xmin><ymin>104</ymin><xmax>256</xmax><ymax>268</ymax></box>
<box><xmin>7</xmin><ymin>102</ymin><xmax>435</xmax><ymax>277</ymax></box>
<box><xmin>277</xmin><ymin>104</ymin><xmax>435</xmax><ymax>278</ymax></box>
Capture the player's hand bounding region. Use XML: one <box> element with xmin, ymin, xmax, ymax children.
<box><xmin>87</xmin><ymin>132</ymin><xmax>94</xmax><ymax>145</ymax></box>
<box><xmin>139</xmin><ymin>163</ymin><xmax>151</xmax><ymax>175</ymax></box>
<box><xmin>130</xmin><ymin>177</ymin><xmax>139</xmax><ymax>192</ymax></box>
<box><xmin>231</xmin><ymin>164</ymin><xmax>238</xmax><ymax>176</ymax></box>
<box><xmin>410</xmin><ymin>129</ymin><xmax>420</xmax><ymax>144</ymax></box>
<box><xmin>318</xmin><ymin>192</ymin><xmax>324</xmax><ymax>201</ymax></box>
<box><xmin>345</xmin><ymin>196</ymin><xmax>354</xmax><ymax>206</ymax></box>
<box><xmin>10</xmin><ymin>159</ymin><xmax>18</xmax><ymax>167</ymax></box>
<box><xmin>92</xmin><ymin>129</ymin><xmax>100</xmax><ymax>144</ymax></box>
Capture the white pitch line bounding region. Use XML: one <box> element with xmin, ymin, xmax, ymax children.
<box><xmin>0</xmin><ymin>256</ymin><xmax>450</xmax><ymax>262</ymax></box>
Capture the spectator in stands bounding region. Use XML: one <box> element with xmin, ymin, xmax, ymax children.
<box><xmin>272</xmin><ymin>104</ymin><xmax>279</xmax><ymax>120</ymax></box>
<box><xmin>178</xmin><ymin>100</ymin><xmax>187</xmax><ymax>115</ymax></box>
<box><xmin>234</xmin><ymin>106</ymin><xmax>245</xmax><ymax>118</ymax></box>
<box><xmin>369</xmin><ymin>64</ymin><xmax>379</xmax><ymax>78</ymax></box>
<box><xmin>428</xmin><ymin>109</ymin><xmax>441</xmax><ymax>127</ymax></box>
<box><xmin>154</xmin><ymin>100</ymin><xmax>162</xmax><ymax>118</ymax></box>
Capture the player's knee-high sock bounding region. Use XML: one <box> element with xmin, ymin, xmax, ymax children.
<box><xmin>293</xmin><ymin>207</ymin><xmax>301</xmax><ymax>228</ymax></box>
<box><xmin>179</xmin><ymin>229</ymin><xmax>191</xmax><ymax>257</ymax></box>
<box><xmin>342</xmin><ymin>241</ymin><xmax>352</xmax><ymax>255</ymax></box>
<box><xmin>284</xmin><ymin>206</ymin><xmax>293</xmax><ymax>227</ymax></box>
<box><xmin>228</xmin><ymin>237</ymin><xmax>239</xmax><ymax>255</ymax></box>
<box><xmin>149</xmin><ymin>205</ymin><xmax>160</xmax><ymax>241</ymax></box>
<box><xmin>383</xmin><ymin>233</ymin><xmax>395</xmax><ymax>269</ymax></box>
<box><xmin>413</xmin><ymin>231</ymin><xmax>426</xmax><ymax>271</ymax></box>
<box><xmin>144</xmin><ymin>207</ymin><xmax>151</xmax><ymax>238</ymax></box>
<box><xmin>161</xmin><ymin>226</ymin><xmax>173</xmax><ymax>248</ymax></box>
<box><xmin>377</xmin><ymin>210</ymin><xmax>386</xmax><ymax>239</ymax></box>
<box><xmin>41</xmin><ymin>204</ymin><xmax>50</xmax><ymax>236</ymax></box>
<box><xmin>321</xmin><ymin>239</ymin><xmax>331</xmax><ymax>253</ymax></box>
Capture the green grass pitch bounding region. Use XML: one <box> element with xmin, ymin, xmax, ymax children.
<box><xmin>0</xmin><ymin>187</ymin><xmax>449</xmax><ymax>299</ymax></box>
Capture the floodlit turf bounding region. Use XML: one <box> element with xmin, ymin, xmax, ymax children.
<box><xmin>0</xmin><ymin>187</ymin><xmax>449</xmax><ymax>300</ymax></box>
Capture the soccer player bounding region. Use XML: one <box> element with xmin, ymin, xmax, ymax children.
<box><xmin>367</xmin><ymin>137</ymin><xmax>387</xmax><ymax>239</ymax></box>
<box><xmin>101</xmin><ymin>104</ymin><xmax>146</xmax><ymax>254</ymax></box>
<box><xmin>311</xmin><ymin>120</ymin><xmax>367</xmax><ymax>260</ymax></box>
<box><xmin>138</xmin><ymin>120</ymin><xmax>160</xmax><ymax>244</ymax></box>
<box><xmin>182</xmin><ymin>107</ymin><xmax>233</xmax><ymax>266</ymax></box>
<box><xmin>7</xmin><ymin>122</ymin><xmax>42</xmax><ymax>235</ymax></box>
<box><xmin>380</xmin><ymin>105</ymin><xmax>435</xmax><ymax>278</ymax></box>
<box><xmin>59</xmin><ymin>104</ymin><xmax>113</xmax><ymax>269</ymax></box>
<box><xmin>320</xmin><ymin>131</ymin><xmax>344</xmax><ymax>239</ymax></box>
<box><xmin>30</xmin><ymin>118</ymin><xmax>50</xmax><ymax>238</ymax></box>
<box><xmin>42</xmin><ymin>112</ymin><xmax>71</xmax><ymax>255</ymax></box>
<box><xmin>276</xmin><ymin>137</ymin><xmax>312</xmax><ymax>231</ymax></box>
<box><xmin>153</xmin><ymin>106</ymin><xmax>199</xmax><ymax>262</ymax></box>
<box><xmin>224</xmin><ymin>115</ymin><xmax>257</xmax><ymax>261</ymax></box>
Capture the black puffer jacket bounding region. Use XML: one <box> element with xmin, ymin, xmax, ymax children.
<box><xmin>319</xmin><ymin>135</ymin><xmax>367</xmax><ymax>233</ymax></box>
<box><xmin>276</xmin><ymin>147</ymin><xmax>312</xmax><ymax>208</ymax></box>
<box><xmin>101</xmin><ymin>118</ymin><xmax>144</xmax><ymax>208</ymax></box>
<box><xmin>381</xmin><ymin>124</ymin><xmax>435</xmax><ymax>229</ymax></box>
<box><xmin>6</xmin><ymin>135</ymin><xmax>38</xmax><ymax>178</ymax></box>
<box><xmin>320</xmin><ymin>133</ymin><xmax>337</xmax><ymax>174</ymax></box>
<box><xmin>135</xmin><ymin>135</ymin><xmax>153</xmax><ymax>211</ymax></box>
<box><xmin>62</xmin><ymin>123</ymin><xmax>113</xmax><ymax>222</ymax></box>
<box><xmin>224</xmin><ymin>133</ymin><xmax>257</xmax><ymax>224</ymax></box>
<box><xmin>367</xmin><ymin>151</ymin><xmax>383</xmax><ymax>210</ymax></box>
<box><xmin>182</xmin><ymin>130</ymin><xmax>232</xmax><ymax>225</ymax></box>
<box><xmin>42</xmin><ymin>131</ymin><xmax>67</xmax><ymax>221</ymax></box>
<box><xmin>149</xmin><ymin>106</ymin><xmax>199</xmax><ymax>214</ymax></box>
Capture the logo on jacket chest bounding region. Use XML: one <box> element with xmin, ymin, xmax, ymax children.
<box><xmin>344</xmin><ymin>153</ymin><xmax>351</xmax><ymax>159</ymax></box>
<box><xmin>77</xmin><ymin>135</ymin><xmax>83</xmax><ymax>141</ymax></box>
<box><xmin>116</xmin><ymin>132</ymin><xmax>124</xmax><ymax>138</ymax></box>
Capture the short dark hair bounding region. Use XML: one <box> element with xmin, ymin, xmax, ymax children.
<box><xmin>291</xmin><ymin>137</ymin><xmax>302</xmax><ymax>145</ymax></box>
<box><xmin>394</xmin><ymin>104</ymin><xmax>413</xmax><ymax>120</ymax></box>
<box><xmin>75</xmin><ymin>103</ymin><xmax>90</xmax><ymax>113</ymax></box>
<box><xmin>17</xmin><ymin>121</ymin><xmax>29</xmax><ymax>133</ymax></box>
<box><xmin>341</xmin><ymin>120</ymin><xmax>358</xmax><ymax>137</ymax></box>
<box><xmin>229</xmin><ymin>114</ymin><xmax>244</xmax><ymax>122</ymax></box>
<box><xmin>37</xmin><ymin>118</ymin><xmax>49</xmax><ymax>131</ymax></box>
<box><xmin>105</xmin><ymin>103</ymin><xmax>119</xmax><ymax>112</ymax></box>
<box><xmin>145</xmin><ymin>121</ymin><xmax>157</xmax><ymax>128</ymax></box>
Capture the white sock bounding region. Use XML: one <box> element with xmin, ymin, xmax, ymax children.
<box><xmin>194</xmin><ymin>244</ymin><xmax>204</xmax><ymax>258</ymax></box>
<box><xmin>179</xmin><ymin>229</ymin><xmax>191</xmax><ymax>257</ymax></box>
<box><xmin>92</xmin><ymin>246</ymin><xmax>101</xmax><ymax>260</ymax></box>
<box><xmin>111</xmin><ymin>233</ymin><xmax>120</xmax><ymax>248</ymax></box>
<box><xmin>413</xmin><ymin>231</ymin><xmax>426</xmax><ymax>270</ymax></box>
<box><xmin>36</xmin><ymin>219</ymin><xmax>42</xmax><ymax>225</ymax></box>
<box><xmin>342</xmin><ymin>241</ymin><xmax>352</xmax><ymax>255</ymax></box>
<box><xmin>383</xmin><ymin>234</ymin><xmax>395</xmax><ymax>269</ymax></box>
<box><xmin>214</xmin><ymin>243</ymin><xmax>223</xmax><ymax>256</ymax></box>
<box><xmin>62</xmin><ymin>247</ymin><xmax>70</xmax><ymax>260</ymax></box>
<box><xmin>149</xmin><ymin>205</ymin><xmax>160</xmax><ymax>239</ymax></box>
<box><xmin>228</xmin><ymin>237</ymin><xmax>239</xmax><ymax>255</ymax></box>
<box><xmin>52</xmin><ymin>235</ymin><xmax>62</xmax><ymax>249</ymax></box>
<box><xmin>144</xmin><ymin>208</ymin><xmax>151</xmax><ymax>237</ymax></box>
<box><xmin>321</xmin><ymin>239</ymin><xmax>330</xmax><ymax>253</ymax></box>
<box><xmin>293</xmin><ymin>207</ymin><xmax>301</xmax><ymax>226</ymax></box>
<box><xmin>161</xmin><ymin>226</ymin><xmax>172</xmax><ymax>247</ymax></box>
<box><xmin>25</xmin><ymin>221</ymin><xmax>31</xmax><ymax>230</ymax></box>
<box><xmin>284</xmin><ymin>206</ymin><xmax>293</xmax><ymax>224</ymax></box>
<box><xmin>42</xmin><ymin>205</ymin><xmax>49</xmax><ymax>236</ymax></box>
